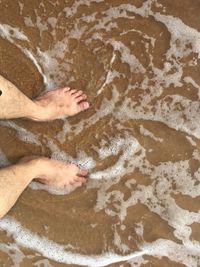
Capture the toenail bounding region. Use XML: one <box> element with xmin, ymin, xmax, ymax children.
<box><xmin>84</xmin><ymin>102</ymin><xmax>90</xmax><ymax>108</ymax></box>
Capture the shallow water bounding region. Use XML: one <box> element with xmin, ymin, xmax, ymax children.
<box><xmin>0</xmin><ymin>0</ymin><xmax>200</xmax><ymax>266</ymax></box>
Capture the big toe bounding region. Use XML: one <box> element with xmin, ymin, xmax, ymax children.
<box><xmin>78</xmin><ymin>101</ymin><xmax>90</xmax><ymax>111</ymax></box>
<box><xmin>78</xmin><ymin>169</ymin><xmax>88</xmax><ymax>177</ymax></box>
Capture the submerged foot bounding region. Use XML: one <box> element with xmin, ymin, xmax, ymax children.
<box><xmin>33</xmin><ymin>87</ymin><xmax>90</xmax><ymax>121</ymax></box>
<box><xmin>21</xmin><ymin>156</ymin><xmax>88</xmax><ymax>189</ymax></box>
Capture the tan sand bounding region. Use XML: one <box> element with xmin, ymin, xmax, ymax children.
<box><xmin>0</xmin><ymin>0</ymin><xmax>199</xmax><ymax>266</ymax></box>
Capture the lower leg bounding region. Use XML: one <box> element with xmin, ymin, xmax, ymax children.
<box><xmin>0</xmin><ymin>74</ymin><xmax>90</xmax><ymax>121</ymax></box>
<box><xmin>0</xmin><ymin>157</ymin><xmax>88</xmax><ymax>219</ymax></box>
<box><xmin>0</xmin><ymin>75</ymin><xmax>38</xmax><ymax>119</ymax></box>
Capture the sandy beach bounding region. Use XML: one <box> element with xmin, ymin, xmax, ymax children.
<box><xmin>0</xmin><ymin>0</ymin><xmax>200</xmax><ymax>266</ymax></box>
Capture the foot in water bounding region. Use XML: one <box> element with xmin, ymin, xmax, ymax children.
<box><xmin>20</xmin><ymin>156</ymin><xmax>88</xmax><ymax>189</ymax></box>
<box><xmin>33</xmin><ymin>87</ymin><xmax>90</xmax><ymax>121</ymax></box>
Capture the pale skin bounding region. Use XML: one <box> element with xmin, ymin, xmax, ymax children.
<box><xmin>0</xmin><ymin>75</ymin><xmax>90</xmax><ymax>219</ymax></box>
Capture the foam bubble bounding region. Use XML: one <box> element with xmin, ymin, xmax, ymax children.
<box><xmin>0</xmin><ymin>1</ymin><xmax>200</xmax><ymax>266</ymax></box>
<box><xmin>0</xmin><ymin>150</ymin><xmax>10</xmax><ymax>167</ymax></box>
<box><xmin>0</xmin><ymin>121</ymin><xmax>41</xmax><ymax>146</ymax></box>
<box><xmin>0</xmin><ymin>216</ymin><xmax>199</xmax><ymax>267</ymax></box>
<box><xmin>139</xmin><ymin>125</ymin><xmax>163</xmax><ymax>143</ymax></box>
<box><xmin>0</xmin><ymin>24</ymin><xmax>28</xmax><ymax>41</ymax></box>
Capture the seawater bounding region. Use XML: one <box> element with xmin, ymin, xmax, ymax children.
<box><xmin>0</xmin><ymin>0</ymin><xmax>199</xmax><ymax>266</ymax></box>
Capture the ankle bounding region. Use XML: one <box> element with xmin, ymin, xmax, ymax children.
<box><xmin>25</xmin><ymin>100</ymin><xmax>42</xmax><ymax>121</ymax></box>
<box><xmin>19</xmin><ymin>156</ymin><xmax>51</xmax><ymax>180</ymax></box>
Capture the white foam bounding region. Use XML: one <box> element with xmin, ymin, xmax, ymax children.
<box><xmin>64</xmin><ymin>0</ymin><xmax>104</xmax><ymax>17</ymax></box>
<box><xmin>33</xmin><ymin>259</ymin><xmax>53</xmax><ymax>267</ymax></box>
<box><xmin>109</xmin><ymin>40</ymin><xmax>145</xmax><ymax>73</ymax></box>
<box><xmin>0</xmin><ymin>242</ymin><xmax>26</xmax><ymax>267</ymax></box>
<box><xmin>29</xmin><ymin>181</ymin><xmax>77</xmax><ymax>196</ymax></box>
<box><xmin>154</xmin><ymin>12</ymin><xmax>200</xmax><ymax>58</ymax></box>
<box><xmin>0</xmin><ymin>150</ymin><xmax>10</xmax><ymax>167</ymax></box>
<box><xmin>0</xmin><ymin>216</ymin><xmax>145</xmax><ymax>267</ymax></box>
<box><xmin>46</xmin><ymin>138</ymin><xmax>96</xmax><ymax>169</ymax></box>
<box><xmin>0</xmin><ymin>216</ymin><xmax>199</xmax><ymax>267</ymax></box>
<box><xmin>115</xmin><ymin>94</ymin><xmax>200</xmax><ymax>138</ymax></box>
<box><xmin>97</xmin><ymin>69</ymin><xmax>119</xmax><ymax>95</ymax></box>
<box><xmin>113</xmin><ymin>227</ymin><xmax>130</xmax><ymax>253</ymax></box>
<box><xmin>91</xmin><ymin>135</ymin><xmax>144</xmax><ymax>180</ymax></box>
<box><xmin>184</xmin><ymin>76</ymin><xmax>200</xmax><ymax>99</ymax></box>
<box><xmin>23</xmin><ymin>49</ymin><xmax>48</xmax><ymax>87</ymax></box>
<box><xmin>0</xmin><ymin>121</ymin><xmax>41</xmax><ymax>146</ymax></box>
<box><xmin>139</xmin><ymin>125</ymin><xmax>163</xmax><ymax>143</ymax></box>
<box><xmin>186</xmin><ymin>136</ymin><xmax>197</xmax><ymax>147</ymax></box>
<box><xmin>24</xmin><ymin>17</ymin><xmax>34</xmax><ymax>27</ymax></box>
<box><xmin>0</xmin><ymin>24</ymin><xmax>28</xmax><ymax>41</ymax></box>
<box><xmin>0</xmin><ymin>1</ymin><xmax>200</xmax><ymax>266</ymax></box>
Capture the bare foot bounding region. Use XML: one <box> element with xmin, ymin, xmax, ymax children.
<box><xmin>32</xmin><ymin>87</ymin><xmax>90</xmax><ymax>121</ymax></box>
<box><xmin>21</xmin><ymin>156</ymin><xmax>88</xmax><ymax>189</ymax></box>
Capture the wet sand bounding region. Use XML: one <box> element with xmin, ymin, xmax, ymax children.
<box><xmin>0</xmin><ymin>0</ymin><xmax>200</xmax><ymax>266</ymax></box>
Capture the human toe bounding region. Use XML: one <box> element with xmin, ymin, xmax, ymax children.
<box><xmin>70</xmin><ymin>89</ymin><xmax>77</xmax><ymax>94</ymax></box>
<box><xmin>63</xmin><ymin>87</ymin><xmax>71</xmax><ymax>92</ymax></box>
<box><xmin>78</xmin><ymin>168</ymin><xmax>88</xmax><ymax>176</ymax></box>
<box><xmin>78</xmin><ymin>101</ymin><xmax>90</xmax><ymax>111</ymax></box>
<box><xmin>76</xmin><ymin>94</ymin><xmax>87</xmax><ymax>103</ymax></box>
<box><xmin>73</xmin><ymin>90</ymin><xmax>84</xmax><ymax>98</ymax></box>
<box><xmin>75</xmin><ymin>175</ymin><xmax>87</xmax><ymax>183</ymax></box>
